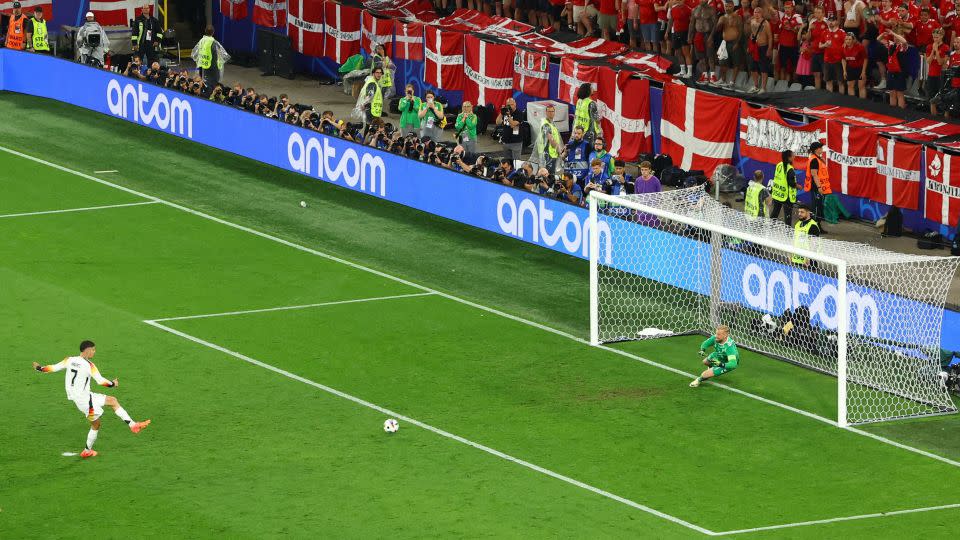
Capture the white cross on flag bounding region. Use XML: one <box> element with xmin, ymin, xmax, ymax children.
<box><xmin>463</xmin><ymin>35</ymin><xmax>515</xmax><ymax>107</ymax></box>
<box><xmin>89</xmin><ymin>0</ymin><xmax>153</xmax><ymax>26</ymax></box>
<box><xmin>395</xmin><ymin>22</ymin><xmax>424</xmax><ymax>61</ymax></box>
<box><xmin>924</xmin><ymin>148</ymin><xmax>960</xmax><ymax>228</ymax></box>
<box><xmin>424</xmin><ymin>26</ymin><xmax>464</xmax><ymax>91</ymax></box>
<box><xmin>660</xmin><ymin>82</ymin><xmax>739</xmax><ymax>175</ymax></box>
<box><xmin>596</xmin><ymin>67</ymin><xmax>651</xmax><ymax>161</ymax></box>
<box><xmin>1</xmin><ymin>0</ymin><xmax>52</xmax><ymax>19</ymax></box>
<box><xmin>253</xmin><ymin>0</ymin><xmax>286</xmax><ymax>28</ymax></box>
<box><xmin>611</xmin><ymin>52</ymin><xmax>674</xmax><ymax>83</ymax></box>
<box><xmin>220</xmin><ymin>0</ymin><xmax>248</xmax><ymax>21</ymax></box>
<box><xmin>437</xmin><ymin>8</ymin><xmax>534</xmax><ymax>37</ymax></box>
<box><xmin>872</xmin><ymin>137</ymin><xmax>921</xmax><ymax>210</ymax></box>
<box><xmin>323</xmin><ymin>0</ymin><xmax>361</xmax><ymax>64</ymax></box>
<box><xmin>513</xmin><ymin>48</ymin><xmax>550</xmax><ymax>98</ymax></box>
<box><xmin>558</xmin><ymin>57</ymin><xmax>598</xmax><ymax>105</ymax></box>
<box><xmin>826</xmin><ymin>120</ymin><xmax>878</xmax><ymax>199</ymax></box>
<box><xmin>361</xmin><ymin>10</ymin><xmax>394</xmax><ymax>56</ymax></box>
<box><xmin>287</xmin><ymin>0</ymin><xmax>324</xmax><ymax>57</ymax></box>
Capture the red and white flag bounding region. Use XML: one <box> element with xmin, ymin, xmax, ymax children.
<box><xmin>424</xmin><ymin>26</ymin><xmax>465</xmax><ymax>91</ymax></box>
<box><xmin>611</xmin><ymin>52</ymin><xmax>674</xmax><ymax>82</ymax></box>
<box><xmin>873</xmin><ymin>137</ymin><xmax>921</xmax><ymax>210</ymax></box>
<box><xmin>881</xmin><ymin>119</ymin><xmax>960</xmax><ymax>142</ymax></box>
<box><xmin>438</xmin><ymin>8</ymin><xmax>533</xmax><ymax>37</ymax></box>
<box><xmin>924</xmin><ymin>148</ymin><xmax>960</xmax><ymax>227</ymax></box>
<box><xmin>826</xmin><ymin>121</ymin><xmax>878</xmax><ymax>199</ymax></box>
<box><xmin>552</xmin><ymin>37</ymin><xmax>627</xmax><ymax>59</ymax></box>
<box><xmin>513</xmin><ymin>48</ymin><xmax>550</xmax><ymax>98</ymax></box>
<box><xmin>287</xmin><ymin>0</ymin><xmax>324</xmax><ymax>57</ymax></box>
<box><xmin>596</xmin><ymin>67</ymin><xmax>651</xmax><ymax>161</ymax></box>
<box><xmin>89</xmin><ymin>0</ymin><xmax>153</xmax><ymax>26</ymax></box>
<box><xmin>323</xmin><ymin>1</ymin><xmax>362</xmax><ymax>64</ymax></box>
<box><xmin>660</xmin><ymin>83</ymin><xmax>739</xmax><ymax>175</ymax></box>
<box><xmin>220</xmin><ymin>0</ymin><xmax>248</xmax><ymax>21</ymax></box>
<box><xmin>558</xmin><ymin>57</ymin><xmax>598</xmax><ymax>105</ymax></box>
<box><xmin>463</xmin><ymin>35</ymin><xmax>515</xmax><ymax>107</ymax></box>
<box><xmin>739</xmin><ymin>106</ymin><xmax>825</xmax><ymax>176</ymax></box>
<box><xmin>362</xmin><ymin>0</ymin><xmax>437</xmax><ymax>22</ymax></box>
<box><xmin>1</xmin><ymin>0</ymin><xmax>52</xmax><ymax>19</ymax></box>
<box><xmin>395</xmin><ymin>22</ymin><xmax>424</xmax><ymax>61</ymax></box>
<box><xmin>253</xmin><ymin>0</ymin><xmax>286</xmax><ymax>27</ymax></box>
<box><xmin>361</xmin><ymin>10</ymin><xmax>394</xmax><ymax>56</ymax></box>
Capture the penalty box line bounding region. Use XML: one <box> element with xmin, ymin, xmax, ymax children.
<box><xmin>142</xmin><ymin>319</ymin><xmax>717</xmax><ymax>537</ymax></box>
<box><xmin>0</xmin><ymin>200</ymin><xmax>159</xmax><ymax>219</ymax></box>
<box><xmin>3</xmin><ymin>146</ymin><xmax>959</xmax><ymax>470</ymax></box>
<box><xmin>712</xmin><ymin>502</ymin><xmax>960</xmax><ymax>536</ymax></box>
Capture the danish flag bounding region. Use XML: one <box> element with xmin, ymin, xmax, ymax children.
<box><xmin>826</xmin><ymin>121</ymin><xmax>878</xmax><ymax>199</ymax></box>
<box><xmin>361</xmin><ymin>10</ymin><xmax>394</xmax><ymax>56</ymax></box>
<box><xmin>924</xmin><ymin>148</ymin><xmax>960</xmax><ymax>227</ymax></box>
<box><xmin>438</xmin><ymin>8</ymin><xmax>534</xmax><ymax>37</ymax></box>
<box><xmin>557</xmin><ymin>57</ymin><xmax>599</xmax><ymax>105</ymax></box>
<box><xmin>611</xmin><ymin>52</ymin><xmax>674</xmax><ymax>82</ymax></box>
<box><xmin>89</xmin><ymin>0</ymin><xmax>153</xmax><ymax>26</ymax></box>
<box><xmin>660</xmin><ymin>82</ymin><xmax>739</xmax><ymax>175</ymax></box>
<box><xmin>1</xmin><ymin>0</ymin><xmax>52</xmax><ymax>19</ymax></box>
<box><xmin>219</xmin><ymin>0</ymin><xmax>248</xmax><ymax>21</ymax></box>
<box><xmin>424</xmin><ymin>26</ymin><xmax>465</xmax><ymax>91</ymax></box>
<box><xmin>395</xmin><ymin>22</ymin><xmax>424</xmax><ymax>61</ymax></box>
<box><xmin>513</xmin><ymin>48</ymin><xmax>550</xmax><ymax>98</ymax></box>
<box><xmin>873</xmin><ymin>137</ymin><xmax>921</xmax><ymax>210</ymax></box>
<box><xmin>323</xmin><ymin>0</ymin><xmax>361</xmax><ymax>64</ymax></box>
<box><xmin>463</xmin><ymin>35</ymin><xmax>515</xmax><ymax>107</ymax></box>
<box><xmin>287</xmin><ymin>0</ymin><xmax>324</xmax><ymax>57</ymax></box>
<box><xmin>253</xmin><ymin>0</ymin><xmax>286</xmax><ymax>28</ymax></box>
<box><xmin>596</xmin><ymin>67</ymin><xmax>651</xmax><ymax>161</ymax></box>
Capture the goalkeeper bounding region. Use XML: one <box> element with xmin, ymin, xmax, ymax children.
<box><xmin>689</xmin><ymin>325</ymin><xmax>740</xmax><ymax>388</ymax></box>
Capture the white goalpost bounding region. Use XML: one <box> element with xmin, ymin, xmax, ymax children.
<box><xmin>588</xmin><ymin>187</ymin><xmax>960</xmax><ymax>427</ymax></box>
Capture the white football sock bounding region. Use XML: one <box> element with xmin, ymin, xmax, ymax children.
<box><xmin>114</xmin><ymin>406</ymin><xmax>134</xmax><ymax>425</ymax></box>
<box><xmin>86</xmin><ymin>428</ymin><xmax>99</xmax><ymax>450</ymax></box>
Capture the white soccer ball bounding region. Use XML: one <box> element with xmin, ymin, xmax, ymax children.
<box><xmin>299</xmin><ymin>200</ymin><xmax>307</xmax><ymax>208</ymax></box>
<box><xmin>383</xmin><ymin>419</ymin><xmax>399</xmax><ymax>433</ymax></box>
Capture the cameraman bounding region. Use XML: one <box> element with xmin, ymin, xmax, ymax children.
<box><xmin>76</xmin><ymin>11</ymin><xmax>109</xmax><ymax>67</ymax></box>
<box><xmin>553</xmin><ymin>172</ymin><xmax>583</xmax><ymax>205</ymax></box>
<box><xmin>398</xmin><ymin>84</ymin><xmax>422</xmax><ymax>136</ymax></box>
<box><xmin>495</xmin><ymin>98</ymin><xmax>526</xmax><ymax>160</ymax></box>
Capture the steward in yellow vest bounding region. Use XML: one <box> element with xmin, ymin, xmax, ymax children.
<box><xmin>770</xmin><ymin>150</ymin><xmax>797</xmax><ymax>225</ymax></box>
<box><xmin>26</xmin><ymin>7</ymin><xmax>49</xmax><ymax>52</ymax></box>
<box><xmin>362</xmin><ymin>67</ymin><xmax>384</xmax><ymax>125</ymax></box>
<box><xmin>573</xmin><ymin>82</ymin><xmax>600</xmax><ymax>145</ymax></box>
<box><xmin>791</xmin><ymin>204</ymin><xmax>821</xmax><ymax>265</ymax></box>
<box><xmin>744</xmin><ymin>171</ymin><xmax>770</xmax><ymax>219</ymax></box>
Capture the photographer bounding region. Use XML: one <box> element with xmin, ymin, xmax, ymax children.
<box><xmin>553</xmin><ymin>172</ymin><xmax>583</xmax><ymax>205</ymax></box>
<box><xmin>455</xmin><ymin>102</ymin><xmax>479</xmax><ymax>157</ymax></box>
<box><xmin>124</xmin><ymin>55</ymin><xmax>146</xmax><ymax>80</ymax></box>
<box><xmin>495</xmin><ymin>98</ymin><xmax>526</xmax><ymax>160</ymax></box>
<box><xmin>76</xmin><ymin>11</ymin><xmax>109</xmax><ymax>68</ymax></box>
<box><xmin>226</xmin><ymin>83</ymin><xmax>244</xmax><ymax>106</ymax></box>
<box><xmin>418</xmin><ymin>90</ymin><xmax>445</xmax><ymax>141</ymax></box>
<box><xmin>210</xmin><ymin>84</ymin><xmax>227</xmax><ymax>104</ymax></box>
<box><xmin>563</xmin><ymin>126</ymin><xmax>591</xmax><ymax>184</ymax></box>
<box><xmin>533</xmin><ymin>167</ymin><xmax>553</xmax><ymax>195</ymax></box>
<box><xmin>584</xmin><ymin>158</ymin><xmax>611</xmax><ymax>191</ymax></box>
<box><xmin>497</xmin><ymin>159</ymin><xmax>518</xmax><ymax>186</ymax></box>
<box><xmin>241</xmin><ymin>88</ymin><xmax>257</xmax><ymax>112</ymax></box>
<box><xmin>398</xmin><ymin>84</ymin><xmax>422</xmax><ymax>136</ymax></box>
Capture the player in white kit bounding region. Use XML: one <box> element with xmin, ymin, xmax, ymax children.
<box><xmin>33</xmin><ymin>340</ymin><xmax>150</xmax><ymax>458</ymax></box>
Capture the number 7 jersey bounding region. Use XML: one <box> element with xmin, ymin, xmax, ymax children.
<box><xmin>42</xmin><ymin>356</ymin><xmax>113</xmax><ymax>400</ymax></box>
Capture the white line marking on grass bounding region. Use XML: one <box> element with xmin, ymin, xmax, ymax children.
<box><xmin>714</xmin><ymin>502</ymin><xmax>960</xmax><ymax>536</ymax></box>
<box><xmin>149</xmin><ymin>292</ymin><xmax>437</xmax><ymax>322</ymax></box>
<box><xmin>3</xmin><ymin>144</ymin><xmax>958</xmax><ymax>472</ymax></box>
<box><xmin>0</xmin><ymin>200</ymin><xmax>159</xmax><ymax>219</ymax></box>
<box><xmin>93</xmin><ymin>170</ymin><xmax>119</xmax><ymax>174</ymax></box>
<box><xmin>143</xmin><ymin>319</ymin><xmax>717</xmax><ymax>537</ymax></box>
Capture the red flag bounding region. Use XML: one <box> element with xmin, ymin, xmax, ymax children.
<box><xmin>362</xmin><ymin>0</ymin><xmax>437</xmax><ymax>21</ymax></box>
<box><xmin>558</xmin><ymin>57</ymin><xmax>598</xmax><ymax>105</ymax></box>
<box><xmin>220</xmin><ymin>0</ymin><xmax>248</xmax><ymax>20</ymax></box>
<box><xmin>879</xmin><ymin>119</ymin><xmax>960</xmax><ymax>142</ymax></box>
<box><xmin>787</xmin><ymin>105</ymin><xmax>900</xmax><ymax>126</ymax></box>
<box><xmin>1</xmin><ymin>0</ymin><xmax>52</xmax><ymax>19</ymax></box>
<box><xmin>361</xmin><ymin>10</ymin><xmax>394</xmax><ymax>55</ymax></box>
<box><xmin>826</xmin><ymin>121</ymin><xmax>878</xmax><ymax>198</ymax></box>
<box><xmin>610</xmin><ymin>52</ymin><xmax>674</xmax><ymax>82</ymax></box>
<box><xmin>463</xmin><ymin>35</ymin><xmax>515</xmax><ymax>108</ymax></box>
<box><xmin>513</xmin><ymin>48</ymin><xmax>550</xmax><ymax>98</ymax></box>
<box><xmin>596</xmin><ymin>68</ymin><xmax>651</xmax><ymax>161</ymax></box>
<box><xmin>253</xmin><ymin>0</ymin><xmax>286</xmax><ymax>27</ymax></box>
<box><xmin>89</xmin><ymin>0</ymin><xmax>152</xmax><ymax>26</ymax></box>
<box><xmin>660</xmin><ymin>83</ymin><xmax>739</xmax><ymax>175</ymax></box>
<box><xmin>553</xmin><ymin>37</ymin><xmax>627</xmax><ymax>59</ymax></box>
<box><xmin>874</xmin><ymin>137</ymin><xmax>921</xmax><ymax>210</ymax></box>
<box><xmin>739</xmin><ymin>106</ymin><xmax>825</xmax><ymax>176</ymax></box>
<box><xmin>395</xmin><ymin>22</ymin><xmax>424</xmax><ymax>61</ymax></box>
<box><xmin>424</xmin><ymin>26</ymin><xmax>465</xmax><ymax>91</ymax></box>
<box><xmin>287</xmin><ymin>0</ymin><xmax>324</xmax><ymax>57</ymax></box>
<box><xmin>323</xmin><ymin>1</ymin><xmax>362</xmax><ymax>64</ymax></box>
<box><xmin>924</xmin><ymin>148</ymin><xmax>960</xmax><ymax>227</ymax></box>
<box><xmin>438</xmin><ymin>8</ymin><xmax>534</xmax><ymax>37</ymax></box>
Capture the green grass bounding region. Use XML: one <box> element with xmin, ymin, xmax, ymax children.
<box><xmin>2</xmin><ymin>91</ymin><xmax>960</xmax><ymax>538</ymax></box>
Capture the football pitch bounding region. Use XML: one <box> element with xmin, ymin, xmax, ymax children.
<box><xmin>3</xmin><ymin>93</ymin><xmax>960</xmax><ymax>538</ymax></box>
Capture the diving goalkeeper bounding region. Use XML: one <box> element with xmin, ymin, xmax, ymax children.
<box><xmin>689</xmin><ymin>325</ymin><xmax>740</xmax><ymax>388</ymax></box>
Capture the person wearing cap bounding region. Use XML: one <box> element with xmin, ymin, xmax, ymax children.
<box><xmin>76</xmin><ymin>11</ymin><xmax>109</xmax><ymax>67</ymax></box>
<box><xmin>131</xmin><ymin>4</ymin><xmax>163</xmax><ymax>66</ymax></box>
<box><xmin>770</xmin><ymin>149</ymin><xmax>797</xmax><ymax>226</ymax></box>
<box><xmin>791</xmin><ymin>204</ymin><xmax>821</xmax><ymax>266</ymax></box>
<box><xmin>4</xmin><ymin>1</ymin><xmax>28</xmax><ymax>51</ymax></box>
<box><xmin>25</xmin><ymin>6</ymin><xmax>49</xmax><ymax>53</ymax></box>
<box><xmin>820</xmin><ymin>15</ymin><xmax>847</xmax><ymax>92</ymax></box>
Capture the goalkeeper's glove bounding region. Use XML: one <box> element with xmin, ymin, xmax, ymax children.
<box><xmin>709</xmin><ymin>358</ymin><xmax>722</xmax><ymax>367</ymax></box>
<box><xmin>698</xmin><ymin>349</ymin><xmax>706</xmax><ymax>357</ymax></box>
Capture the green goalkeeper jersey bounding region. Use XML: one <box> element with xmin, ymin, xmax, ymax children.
<box><xmin>701</xmin><ymin>335</ymin><xmax>740</xmax><ymax>366</ymax></box>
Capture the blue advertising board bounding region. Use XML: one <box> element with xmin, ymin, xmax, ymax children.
<box><xmin>2</xmin><ymin>49</ymin><xmax>958</xmax><ymax>349</ymax></box>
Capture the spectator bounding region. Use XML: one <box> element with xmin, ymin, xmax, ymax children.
<box><xmin>455</xmin><ymin>101</ymin><xmax>479</xmax><ymax>157</ymax></box>
<box><xmin>928</xmin><ymin>28</ymin><xmax>949</xmax><ymax>114</ymax></box>
<box><xmin>398</xmin><ymin>84</ymin><xmax>422</xmax><ymax>136</ymax></box>
<box><xmin>796</xmin><ymin>28</ymin><xmax>814</xmax><ymax>86</ymax></box>
<box><xmin>625</xmin><ymin>0</ymin><xmax>641</xmax><ymax>49</ymax></box>
<box><xmin>655</xmin><ymin>0</ymin><xmax>669</xmax><ymax>52</ymax></box>
<box><xmin>555</xmin><ymin>171</ymin><xmax>583</xmax><ymax>204</ymax></box>
<box><xmin>690</xmin><ymin>0</ymin><xmax>719</xmax><ymax>83</ymax></box>
<box><xmin>743</xmin><ymin>170</ymin><xmax>771</xmax><ymax>219</ymax></box>
<box><xmin>25</xmin><ymin>6</ymin><xmax>50</xmax><ymax>54</ymax></box>
<box><xmin>131</xmin><ymin>5</ymin><xmax>163</xmax><ymax>66</ymax></box>
<box><xmin>496</xmin><ymin>97</ymin><xmax>526</xmax><ymax>160</ymax></box>
<box><xmin>821</xmin><ymin>15</ymin><xmax>846</xmax><ymax>92</ymax></box>
<box><xmin>613</xmin><ymin>160</ymin><xmax>634</xmax><ymax>193</ymax></box>
<box><xmin>776</xmin><ymin>1</ymin><xmax>802</xmax><ymax>82</ymax></box>
<box><xmin>597</xmin><ymin>0</ymin><xmax>619</xmax><ymax>40</ymax></box>
<box><xmin>418</xmin><ymin>90</ymin><xmax>445</xmax><ymax>141</ymax></box>
<box><xmin>192</xmin><ymin>25</ymin><xmax>230</xmax><ymax>87</ymax></box>
<box><xmin>747</xmin><ymin>7</ymin><xmax>773</xmax><ymax>93</ymax></box>
<box><xmin>635</xmin><ymin>0</ymin><xmax>659</xmax><ymax>50</ymax></box>
<box><xmin>843</xmin><ymin>0</ymin><xmax>866</xmax><ymax>39</ymax></box>
<box><xmin>770</xmin><ymin>149</ymin><xmax>797</xmax><ymax>226</ymax></box>
<box><xmin>534</xmin><ymin>103</ymin><xmax>563</xmax><ymax>172</ymax></box>
<box><xmin>715</xmin><ymin>2</ymin><xmax>744</xmax><ymax>87</ymax></box>
<box><xmin>809</xmin><ymin>6</ymin><xmax>829</xmax><ymax>89</ymax></box>
<box><xmin>77</xmin><ymin>12</ymin><xmax>109</xmax><ymax>67</ymax></box>
<box><xmin>881</xmin><ymin>28</ymin><xmax>909</xmax><ymax>108</ymax></box>
<box><xmin>842</xmin><ymin>31</ymin><xmax>868</xmax><ymax>97</ymax></box>
<box><xmin>573</xmin><ymin>83</ymin><xmax>601</xmax><ymax>145</ymax></box>
<box><xmin>669</xmin><ymin>0</ymin><xmax>694</xmax><ymax>78</ymax></box>
<box><xmin>575</xmin><ymin>0</ymin><xmax>599</xmax><ymax>36</ymax></box>
<box><xmin>563</xmin><ymin>125</ymin><xmax>592</xmax><ymax>184</ymax></box>
<box><xmin>634</xmin><ymin>161</ymin><xmax>662</xmax><ymax>194</ymax></box>
<box><xmin>914</xmin><ymin>7</ymin><xmax>939</xmax><ymax>54</ymax></box>
<box><xmin>588</xmin><ymin>137</ymin><xmax>614</xmax><ymax>176</ymax></box>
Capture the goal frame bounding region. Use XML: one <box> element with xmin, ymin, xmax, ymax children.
<box><xmin>588</xmin><ymin>191</ymin><xmax>852</xmax><ymax>427</ymax></box>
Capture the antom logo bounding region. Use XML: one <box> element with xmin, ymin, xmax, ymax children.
<box><xmin>496</xmin><ymin>193</ymin><xmax>612</xmax><ymax>262</ymax></box>
<box><xmin>106</xmin><ymin>79</ymin><xmax>193</xmax><ymax>138</ymax></box>
<box><xmin>287</xmin><ymin>132</ymin><xmax>387</xmax><ymax>197</ymax></box>
<box><xmin>741</xmin><ymin>262</ymin><xmax>879</xmax><ymax>336</ymax></box>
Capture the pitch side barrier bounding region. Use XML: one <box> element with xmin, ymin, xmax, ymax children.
<box><xmin>3</xmin><ymin>49</ymin><xmax>958</xmax><ymax>348</ymax></box>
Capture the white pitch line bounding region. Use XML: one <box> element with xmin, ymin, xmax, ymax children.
<box><xmin>714</xmin><ymin>502</ymin><xmax>960</xmax><ymax>536</ymax></box>
<box><xmin>0</xmin><ymin>200</ymin><xmax>158</xmax><ymax>219</ymax></box>
<box><xmin>143</xmin><ymin>319</ymin><xmax>717</xmax><ymax>537</ymax></box>
<box><xmin>148</xmin><ymin>292</ymin><xmax>437</xmax><ymax>322</ymax></box>
<box><xmin>2</xmin><ymin>145</ymin><xmax>958</xmax><ymax>470</ymax></box>
<box><xmin>93</xmin><ymin>170</ymin><xmax>119</xmax><ymax>174</ymax></box>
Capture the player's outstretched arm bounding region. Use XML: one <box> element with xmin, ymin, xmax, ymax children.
<box><xmin>90</xmin><ymin>363</ymin><xmax>117</xmax><ymax>388</ymax></box>
<box><xmin>699</xmin><ymin>335</ymin><xmax>716</xmax><ymax>352</ymax></box>
<box><xmin>33</xmin><ymin>358</ymin><xmax>68</xmax><ymax>373</ymax></box>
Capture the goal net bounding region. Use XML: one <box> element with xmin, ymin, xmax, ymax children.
<box><xmin>588</xmin><ymin>187</ymin><xmax>960</xmax><ymax>426</ymax></box>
